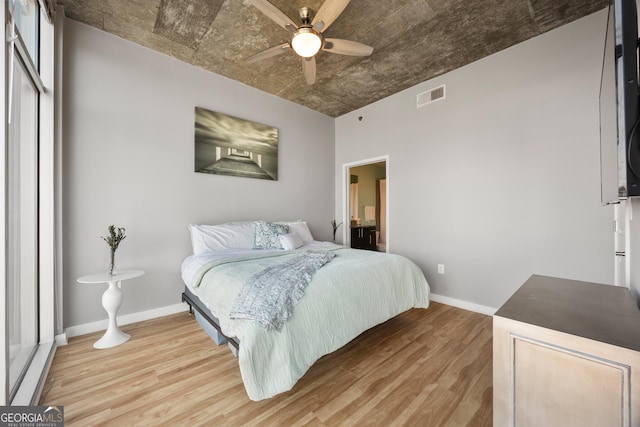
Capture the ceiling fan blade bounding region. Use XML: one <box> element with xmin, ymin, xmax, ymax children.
<box><xmin>312</xmin><ymin>0</ymin><xmax>350</xmax><ymax>32</ymax></box>
<box><xmin>323</xmin><ymin>38</ymin><xmax>373</xmax><ymax>56</ymax></box>
<box><xmin>246</xmin><ymin>44</ymin><xmax>290</xmax><ymax>63</ymax></box>
<box><xmin>313</xmin><ymin>21</ymin><xmax>324</xmax><ymax>33</ymax></box>
<box><xmin>302</xmin><ymin>57</ymin><xmax>316</xmax><ymax>85</ymax></box>
<box><xmin>248</xmin><ymin>0</ymin><xmax>297</xmax><ymax>32</ymax></box>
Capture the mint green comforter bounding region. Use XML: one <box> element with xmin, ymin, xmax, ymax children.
<box><xmin>191</xmin><ymin>246</ymin><xmax>430</xmax><ymax>401</ymax></box>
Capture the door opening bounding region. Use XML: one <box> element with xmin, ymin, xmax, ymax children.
<box><xmin>343</xmin><ymin>156</ymin><xmax>389</xmax><ymax>252</ymax></box>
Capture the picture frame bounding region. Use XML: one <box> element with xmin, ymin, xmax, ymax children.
<box><xmin>194</xmin><ymin>107</ymin><xmax>278</xmax><ymax>180</ymax></box>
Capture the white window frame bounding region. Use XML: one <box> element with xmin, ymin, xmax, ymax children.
<box><xmin>1</xmin><ymin>1</ymin><xmax>57</xmax><ymax>405</ymax></box>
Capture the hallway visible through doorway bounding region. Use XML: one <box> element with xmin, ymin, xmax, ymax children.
<box><xmin>344</xmin><ymin>156</ymin><xmax>388</xmax><ymax>252</ymax></box>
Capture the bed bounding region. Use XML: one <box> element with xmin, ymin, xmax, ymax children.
<box><xmin>180</xmin><ymin>220</ymin><xmax>430</xmax><ymax>401</ymax></box>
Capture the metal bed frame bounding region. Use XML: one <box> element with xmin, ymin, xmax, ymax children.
<box><xmin>182</xmin><ymin>287</ymin><xmax>240</xmax><ymax>352</ymax></box>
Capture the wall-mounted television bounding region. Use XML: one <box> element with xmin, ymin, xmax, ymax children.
<box><xmin>599</xmin><ymin>0</ymin><xmax>640</xmax><ymax>205</ymax></box>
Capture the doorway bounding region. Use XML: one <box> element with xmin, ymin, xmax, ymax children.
<box><xmin>343</xmin><ymin>156</ymin><xmax>389</xmax><ymax>252</ymax></box>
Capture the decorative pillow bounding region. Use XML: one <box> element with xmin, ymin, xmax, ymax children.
<box><xmin>276</xmin><ymin>221</ymin><xmax>314</xmax><ymax>243</ymax></box>
<box><xmin>253</xmin><ymin>221</ymin><xmax>289</xmax><ymax>249</ymax></box>
<box><xmin>188</xmin><ymin>223</ymin><xmax>254</xmax><ymax>254</ymax></box>
<box><xmin>279</xmin><ymin>232</ymin><xmax>304</xmax><ymax>250</ymax></box>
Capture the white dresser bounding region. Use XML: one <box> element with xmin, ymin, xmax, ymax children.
<box><xmin>493</xmin><ymin>275</ymin><xmax>640</xmax><ymax>427</ymax></box>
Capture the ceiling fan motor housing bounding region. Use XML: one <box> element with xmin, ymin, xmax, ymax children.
<box><xmin>298</xmin><ymin>7</ymin><xmax>315</xmax><ymax>24</ymax></box>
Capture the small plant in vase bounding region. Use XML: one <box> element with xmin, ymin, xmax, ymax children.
<box><xmin>101</xmin><ymin>225</ymin><xmax>126</xmax><ymax>276</ymax></box>
<box><xmin>330</xmin><ymin>219</ymin><xmax>343</xmax><ymax>242</ymax></box>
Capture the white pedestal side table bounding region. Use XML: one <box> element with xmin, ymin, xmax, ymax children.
<box><xmin>77</xmin><ymin>269</ymin><xmax>145</xmax><ymax>349</ymax></box>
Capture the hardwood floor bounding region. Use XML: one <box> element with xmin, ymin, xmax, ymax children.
<box><xmin>40</xmin><ymin>302</ymin><xmax>493</xmax><ymax>426</ymax></box>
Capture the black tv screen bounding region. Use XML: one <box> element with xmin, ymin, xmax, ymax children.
<box><xmin>599</xmin><ymin>0</ymin><xmax>640</xmax><ymax>205</ymax></box>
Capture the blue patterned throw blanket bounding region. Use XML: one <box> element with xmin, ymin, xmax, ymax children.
<box><xmin>229</xmin><ymin>251</ymin><xmax>336</xmax><ymax>331</ymax></box>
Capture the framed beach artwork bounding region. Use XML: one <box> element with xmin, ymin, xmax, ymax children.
<box><xmin>194</xmin><ymin>107</ymin><xmax>278</xmax><ymax>180</ymax></box>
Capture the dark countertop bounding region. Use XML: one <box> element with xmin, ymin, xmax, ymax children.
<box><xmin>495</xmin><ymin>274</ymin><xmax>640</xmax><ymax>352</ymax></box>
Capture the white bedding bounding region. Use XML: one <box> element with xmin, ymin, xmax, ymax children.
<box><xmin>182</xmin><ymin>242</ymin><xmax>430</xmax><ymax>400</ymax></box>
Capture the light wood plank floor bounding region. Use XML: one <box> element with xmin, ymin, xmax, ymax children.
<box><xmin>40</xmin><ymin>302</ymin><xmax>493</xmax><ymax>426</ymax></box>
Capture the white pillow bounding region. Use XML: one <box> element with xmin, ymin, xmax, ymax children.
<box><xmin>188</xmin><ymin>223</ymin><xmax>254</xmax><ymax>254</ymax></box>
<box><xmin>279</xmin><ymin>232</ymin><xmax>304</xmax><ymax>250</ymax></box>
<box><xmin>277</xmin><ymin>221</ymin><xmax>314</xmax><ymax>243</ymax></box>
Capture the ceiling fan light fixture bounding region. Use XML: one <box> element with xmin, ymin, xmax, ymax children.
<box><xmin>291</xmin><ymin>27</ymin><xmax>322</xmax><ymax>58</ymax></box>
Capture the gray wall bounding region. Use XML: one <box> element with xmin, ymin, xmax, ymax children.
<box><xmin>335</xmin><ymin>10</ymin><xmax>615</xmax><ymax>310</ymax></box>
<box><xmin>62</xmin><ymin>20</ymin><xmax>335</xmax><ymax>327</ymax></box>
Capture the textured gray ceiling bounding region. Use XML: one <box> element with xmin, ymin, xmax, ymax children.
<box><xmin>62</xmin><ymin>0</ymin><xmax>608</xmax><ymax>117</ymax></box>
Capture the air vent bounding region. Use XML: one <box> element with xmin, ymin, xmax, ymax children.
<box><xmin>417</xmin><ymin>84</ymin><xmax>446</xmax><ymax>108</ymax></box>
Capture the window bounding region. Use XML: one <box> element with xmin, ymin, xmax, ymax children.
<box><xmin>6</xmin><ymin>0</ymin><xmax>43</xmax><ymax>402</ymax></box>
<box><xmin>11</xmin><ymin>0</ymin><xmax>39</xmax><ymax>68</ymax></box>
<box><xmin>7</xmin><ymin>54</ymin><xmax>39</xmax><ymax>399</ymax></box>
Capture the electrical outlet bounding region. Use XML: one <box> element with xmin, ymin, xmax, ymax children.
<box><xmin>437</xmin><ymin>264</ymin><xmax>445</xmax><ymax>274</ymax></box>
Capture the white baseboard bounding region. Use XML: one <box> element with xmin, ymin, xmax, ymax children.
<box><xmin>54</xmin><ymin>332</ymin><xmax>68</xmax><ymax>346</ymax></box>
<box><xmin>430</xmin><ymin>293</ymin><xmax>497</xmax><ymax>316</ymax></box>
<box><xmin>64</xmin><ymin>302</ymin><xmax>190</xmax><ymax>340</ymax></box>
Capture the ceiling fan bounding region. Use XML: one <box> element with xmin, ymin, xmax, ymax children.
<box><xmin>246</xmin><ymin>0</ymin><xmax>374</xmax><ymax>85</ymax></box>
